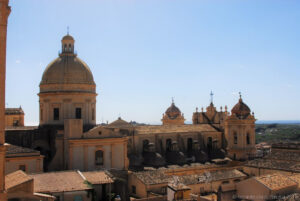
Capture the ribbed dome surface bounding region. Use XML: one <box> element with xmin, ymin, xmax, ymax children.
<box><xmin>40</xmin><ymin>56</ymin><xmax>95</xmax><ymax>85</ymax></box>
<box><xmin>166</xmin><ymin>103</ymin><xmax>181</xmax><ymax>119</ymax></box>
<box><xmin>231</xmin><ymin>98</ymin><xmax>251</xmax><ymax>119</ymax></box>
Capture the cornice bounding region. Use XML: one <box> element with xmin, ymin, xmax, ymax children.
<box><xmin>0</xmin><ymin>0</ymin><xmax>10</xmax><ymax>26</ymax></box>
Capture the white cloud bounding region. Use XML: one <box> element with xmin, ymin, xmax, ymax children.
<box><xmin>231</xmin><ymin>92</ymin><xmax>239</xmax><ymax>96</ymax></box>
<box><xmin>15</xmin><ymin>60</ymin><xmax>21</xmax><ymax>64</ymax></box>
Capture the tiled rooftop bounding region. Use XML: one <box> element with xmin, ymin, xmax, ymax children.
<box><xmin>288</xmin><ymin>174</ymin><xmax>300</xmax><ymax>187</ymax></box>
<box><xmin>245</xmin><ymin>159</ymin><xmax>300</xmax><ymax>172</ymax></box>
<box><xmin>133</xmin><ymin>169</ymin><xmax>246</xmax><ymax>185</ymax></box>
<box><xmin>5</xmin><ymin>170</ymin><xmax>33</xmax><ymax>190</ymax></box>
<box><xmin>272</xmin><ymin>142</ymin><xmax>300</xmax><ymax>150</ymax></box>
<box><xmin>30</xmin><ymin>170</ymin><xmax>113</xmax><ymax>193</ymax></box>
<box><xmin>265</xmin><ymin>149</ymin><xmax>300</xmax><ymax>162</ymax></box>
<box><xmin>82</xmin><ymin>171</ymin><xmax>114</xmax><ymax>184</ymax></box>
<box><xmin>6</xmin><ymin>144</ymin><xmax>40</xmax><ymax>157</ymax></box>
<box><xmin>5</xmin><ymin>126</ymin><xmax>38</xmax><ymax>131</ymax></box>
<box><xmin>255</xmin><ymin>174</ymin><xmax>297</xmax><ymax>191</ymax></box>
<box><xmin>5</xmin><ymin>107</ymin><xmax>24</xmax><ymax>115</ymax></box>
<box><xmin>135</xmin><ymin>124</ymin><xmax>218</xmax><ymax>135</ymax></box>
<box><xmin>31</xmin><ymin>171</ymin><xmax>91</xmax><ymax>193</ymax></box>
<box><xmin>168</xmin><ymin>183</ymin><xmax>191</xmax><ymax>191</ymax></box>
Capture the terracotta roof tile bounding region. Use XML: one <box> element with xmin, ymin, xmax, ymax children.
<box><xmin>5</xmin><ymin>170</ymin><xmax>33</xmax><ymax>190</ymax></box>
<box><xmin>245</xmin><ymin>159</ymin><xmax>300</xmax><ymax>172</ymax></box>
<box><xmin>255</xmin><ymin>174</ymin><xmax>297</xmax><ymax>191</ymax></box>
<box><xmin>288</xmin><ymin>174</ymin><xmax>300</xmax><ymax>186</ymax></box>
<box><xmin>135</xmin><ymin>124</ymin><xmax>217</xmax><ymax>135</ymax></box>
<box><xmin>5</xmin><ymin>108</ymin><xmax>24</xmax><ymax>115</ymax></box>
<box><xmin>6</xmin><ymin>144</ymin><xmax>40</xmax><ymax>156</ymax></box>
<box><xmin>82</xmin><ymin>171</ymin><xmax>114</xmax><ymax>185</ymax></box>
<box><xmin>30</xmin><ymin>171</ymin><xmax>91</xmax><ymax>193</ymax></box>
<box><xmin>133</xmin><ymin>169</ymin><xmax>245</xmax><ymax>185</ymax></box>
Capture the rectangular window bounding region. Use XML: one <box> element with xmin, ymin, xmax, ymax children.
<box><xmin>13</xmin><ymin>119</ymin><xmax>19</xmax><ymax>126</ymax></box>
<box><xmin>247</xmin><ymin>134</ymin><xmax>250</xmax><ymax>145</ymax></box>
<box><xmin>40</xmin><ymin>109</ymin><xmax>43</xmax><ymax>121</ymax></box>
<box><xmin>53</xmin><ymin>108</ymin><xmax>59</xmax><ymax>120</ymax></box>
<box><xmin>234</xmin><ymin>133</ymin><xmax>238</xmax><ymax>144</ymax></box>
<box><xmin>92</xmin><ymin>108</ymin><xmax>95</xmax><ymax>121</ymax></box>
<box><xmin>95</xmin><ymin>150</ymin><xmax>104</xmax><ymax>166</ymax></box>
<box><xmin>132</xmin><ymin>186</ymin><xmax>136</xmax><ymax>194</ymax></box>
<box><xmin>76</xmin><ymin>108</ymin><xmax>82</xmax><ymax>119</ymax></box>
<box><xmin>19</xmin><ymin>165</ymin><xmax>26</xmax><ymax>172</ymax></box>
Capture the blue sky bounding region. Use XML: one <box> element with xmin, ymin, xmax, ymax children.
<box><xmin>5</xmin><ymin>0</ymin><xmax>300</xmax><ymax>125</ymax></box>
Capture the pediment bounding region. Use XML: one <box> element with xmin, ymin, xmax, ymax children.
<box><xmin>83</xmin><ymin>126</ymin><xmax>123</xmax><ymax>139</ymax></box>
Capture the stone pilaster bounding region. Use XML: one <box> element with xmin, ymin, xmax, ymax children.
<box><xmin>0</xmin><ymin>0</ymin><xmax>10</xmax><ymax>200</ymax></box>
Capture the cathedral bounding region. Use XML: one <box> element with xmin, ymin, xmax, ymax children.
<box><xmin>5</xmin><ymin>34</ymin><xmax>257</xmax><ymax>171</ymax></box>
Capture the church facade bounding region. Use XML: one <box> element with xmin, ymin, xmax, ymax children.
<box><xmin>5</xmin><ymin>34</ymin><xmax>256</xmax><ymax>172</ymax></box>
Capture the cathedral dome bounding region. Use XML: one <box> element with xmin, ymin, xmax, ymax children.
<box><xmin>40</xmin><ymin>56</ymin><xmax>95</xmax><ymax>85</ymax></box>
<box><xmin>40</xmin><ymin>34</ymin><xmax>95</xmax><ymax>89</ymax></box>
<box><xmin>231</xmin><ymin>96</ymin><xmax>251</xmax><ymax>119</ymax></box>
<box><xmin>165</xmin><ymin>102</ymin><xmax>181</xmax><ymax>119</ymax></box>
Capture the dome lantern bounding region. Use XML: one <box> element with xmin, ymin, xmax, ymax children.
<box><xmin>60</xmin><ymin>34</ymin><xmax>75</xmax><ymax>56</ymax></box>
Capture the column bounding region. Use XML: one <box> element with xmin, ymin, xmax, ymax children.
<box><xmin>0</xmin><ymin>1</ymin><xmax>10</xmax><ymax>200</ymax></box>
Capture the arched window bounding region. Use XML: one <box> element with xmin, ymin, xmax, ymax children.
<box><xmin>69</xmin><ymin>44</ymin><xmax>72</xmax><ymax>51</ymax></box>
<box><xmin>234</xmin><ymin>132</ymin><xmax>238</xmax><ymax>144</ymax></box>
<box><xmin>166</xmin><ymin>139</ymin><xmax>172</xmax><ymax>152</ymax></box>
<box><xmin>75</xmin><ymin>108</ymin><xmax>82</xmax><ymax>119</ymax></box>
<box><xmin>64</xmin><ymin>44</ymin><xmax>67</xmax><ymax>51</ymax></box>
<box><xmin>95</xmin><ymin>150</ymin><xmax>104</xmax><ymax>166</ymax></box>
<box><xmin>247</xmin><ymin>133</ymin><xmax>250</xmax><ymax>145</ymax></box>
<box><xmin>53</xmin><ymin>108</ymin><xmax>59</xmax><ymax>121</ymax></box>
<box><xmin>187</xmin><ymin>138</ymin><xmax>193</xmax><ymax>152</ymax></box>
<box><xmin>143</xmin><ymin>139</ymin><xmax>149</xmax><ymax>152</ymax></box>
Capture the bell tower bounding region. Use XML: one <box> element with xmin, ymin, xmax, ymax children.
<box><xmin>0</xmin><ymin>0</ymin><xmax>11</xmax><ymax>200</ymax></box>
<box><xmin>224</xmin><ymin>93</ymin><xmax>256</xmax><ymax>160</ymax></box>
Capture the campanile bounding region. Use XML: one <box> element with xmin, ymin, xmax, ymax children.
<box><xmin>0</xmin><ymin>0</ymin><xmax>10</xmax><ymax>200</ymax></box>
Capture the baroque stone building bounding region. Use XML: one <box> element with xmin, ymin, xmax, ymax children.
<box><xmin>113</xmin><ymin>94</ymin><xmax>256</xmax><ymax>168</ymax></box>
<box><xmin>5</xmin><ymin>107</ymin><xmax>24</xmax><ymax>127</ymax></box>
<box><xmin>5</xmin><ymin>33</ymin><xmax>256</xmax><ymax>173</ymax></box>
<box><xmin>6</xmin><ymin>34</ymin><xmax>129</xmax><ymax>172</ymax></box>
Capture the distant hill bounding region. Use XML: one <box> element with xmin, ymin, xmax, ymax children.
<box><xmin>256</xmin><ymin>123</ymin><xmax>300</xmax><ymax>143</ymax></box>
<box><xmin>257</xmin><ymin>120</ymin><xmax>300</xmax><ymax>124</ymax></box>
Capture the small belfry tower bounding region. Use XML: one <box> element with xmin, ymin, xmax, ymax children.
<box><xmin>162</xmin><ymin>99</ymin><xmax>185</xmax><ymax>125</ymax></box>
<box><xmin>0</xmin><ymin>0</ymin><xmax>10</xmax><ymax>200</ymax></box>
<box><xmin>224</xmin><ymin>93</ymin><xmax>256</xmax><ymax>160</ymax></box>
